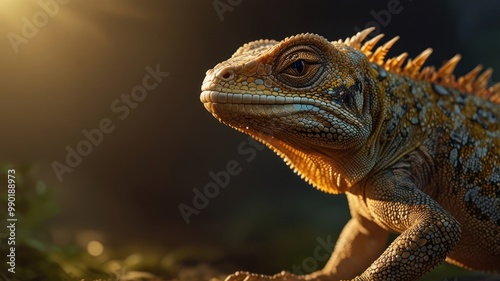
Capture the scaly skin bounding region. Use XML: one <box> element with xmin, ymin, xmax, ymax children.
<box><xmin>200</xmin><ymin>28</ymin><xmax>500</xmax><ymax>280</ymax></box>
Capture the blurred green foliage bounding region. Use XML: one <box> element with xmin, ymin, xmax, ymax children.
<box><xmin>0</xmin><ymin>165</ymin><xmax>225</xmax><ymax>281</ymax></box>
<box><xmin>0</xmin><ymin>165</ymin><xmax>111</xmax><ymax>281</ymax></box>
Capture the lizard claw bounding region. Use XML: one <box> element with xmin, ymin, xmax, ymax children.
<box><xmin>224</xmin><ymin>271</ymin><xmax>265</xmax><ymax>281</ymax></box>
<box><xmin>271</xmin><ymin>271</ymin><xmax>301</xmax><ymax>280</ymax></box>
<box><xmin>225</xmin><ymin>271</ymin><xmax>302</xmax><ymax>281</ymax></box>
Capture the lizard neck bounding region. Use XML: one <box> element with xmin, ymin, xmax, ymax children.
<box><xmin>248</xmin><ymin>130</ymin><xmax>376</xmax><ymax>194</ymax></box>
<box><xmin>369</xmin><ymin>69</ymin><xmax>430</xmax><ymax>172</ymax></box>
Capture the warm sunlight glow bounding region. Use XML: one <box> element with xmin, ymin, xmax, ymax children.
<box><xmin>0</xmin><ymin>0</ymin><xmax>139</xmax><ymax>56</ymax></box>
<box><xmin>0</xmin><ymin>0</ymin><xmax>40</xmax><ymax>26</ymax></box>
<box><xmin>0</xmin><ymin>0</ymin><xmax>35</xmax><ymax>9</ymax></box>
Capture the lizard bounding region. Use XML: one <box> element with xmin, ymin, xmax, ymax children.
<box><xmin>199</xmin><ymin>27</ymin><xmax>500</xmax><ymax>280</ymax></box>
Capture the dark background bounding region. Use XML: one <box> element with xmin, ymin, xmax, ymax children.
<box><xmin>0</xmin><ymin>0</ymin><xmax>499</xmax><ymax>280</ymax></box>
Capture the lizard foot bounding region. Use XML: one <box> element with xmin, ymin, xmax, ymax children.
<box><xmin>225</xmin><ymin>271</ymin><xmax>302</xmax><ymax>281</ymax></box>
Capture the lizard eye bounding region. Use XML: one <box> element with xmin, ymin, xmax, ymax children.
<box><xmin>290</xmin><ymin>60</ymin><xmax>305</xmax><ymax>74</ymax></box>
<box><xmin>274</xmin><ymin>45</ymin><xmax>325</xmax><ymax>88</ymax></box>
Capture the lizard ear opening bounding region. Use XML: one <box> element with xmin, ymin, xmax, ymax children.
<box><xmin>327</xmin><ymin>79</ymin><xmax>364</xmax><ymax>115</ymax></box>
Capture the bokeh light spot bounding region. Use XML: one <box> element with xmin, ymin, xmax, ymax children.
<box><xmin>87</xmin><ymin>240</ymin><xmax>104</xmax><ymax>256</ymax></box>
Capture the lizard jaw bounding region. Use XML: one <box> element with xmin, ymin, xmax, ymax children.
<box><xmin>201</xmin><ymin>90</ymin><xmax>364</xmax><ymax>148</ymax></box>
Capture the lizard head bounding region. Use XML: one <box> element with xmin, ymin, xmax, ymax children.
<box><xmin>200</xmin><ymin>33</ymin><xmax>381</xmax><ymax>193</ymax></box>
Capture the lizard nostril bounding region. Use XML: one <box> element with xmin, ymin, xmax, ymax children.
<box><xmin>219</xmin><ymin>68</ymin><xmax>235</xmax><ymax>81</ymax></box>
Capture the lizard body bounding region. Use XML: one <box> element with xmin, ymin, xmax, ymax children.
<box><xmin>200</xmin><ymin>28</ymin><xmax>500</xmax><ymax>280</ymax></box>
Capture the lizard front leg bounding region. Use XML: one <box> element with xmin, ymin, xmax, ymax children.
<box><xmin>352</xmin><ymin>169</ymin><xmax>462</xmax><ymax>280</ymax></box>
<box><xmin>225</xmin><ymin>167</ymin><xmax>462</xmax><ymax>281</ymax></box>
<box><xmin>225</xmin><ymin>197</ymin><xmax>391</xmax><ymax>281</ymax></box>
<box><xmin>318</xmin><ymin>212</ymin><xmax>390</xmax><ymax>279</ymax></box>
<box><xmin>225</xmin><ymin>216</ymin><xmax>389</xmax><ymax>281</ymax></box>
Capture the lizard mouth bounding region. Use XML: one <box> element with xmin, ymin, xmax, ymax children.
<box><xmin>200</xmin><ymin>90</ymin><xmax>362</xmax><ymax>128</ymax></box>
<box><xmin>200</xmin><ymin>90</ymin><xmax>364</xmax><ymax>148</ymax></box>
<box><xmin>200</xmin><ymin>90</ymin><xmax>326</xmax><ymax>114</ymax></box>
<box><xmin>200</xmin><ymin>90</ymin><xmax>329</xmax><ymax>138</ymax></box>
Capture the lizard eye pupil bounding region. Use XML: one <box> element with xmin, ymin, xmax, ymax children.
<box><xmin>342</xmin><ymin>91</ymin><xmax>353</xmax><ymax>107</ymax></box>
<box><xmin>290</xmin><ymin>60</ymin><xmax>305</xmax><ymax>74</ymax></box>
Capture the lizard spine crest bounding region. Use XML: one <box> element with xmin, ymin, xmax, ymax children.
<box><xmin>340</xmin><ymin>27</ymin><xmax>500</xmax><ymax>102</ymax></box>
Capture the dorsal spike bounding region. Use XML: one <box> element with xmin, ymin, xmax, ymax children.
<box><xmin>345</xmin><ymin>27</ymin><xmax>376</xmax><ymax>49</ymax></box>
<box><xmin>419</xmin><ymin>66</ymin><xmax>436</xmax><ymax>81</ymax></box>
<box><xmin>458</xmin><ymin>65</ymin><xmax>483</xmax><ymax>93</ymax></box>
<box><xmin>333</xmin><ymin>29</ymin><xmax>499</xmax><ymax>102</ymax></box>
<box><xmin>371</xmin><ymin>36</ymin><xmax>399</xmax><ymax>65</ymax></box>
<box><xmin>403</xmin><ymin>48</ymin><xmax>433</xmax><ymax>78</ymax></box>
<box><xmin>491</xmin><ymin>95</ymin><xmax>500</xmax><ymax>103</ymax></box>
<box><xmin>361</xmin><ymin>34</ymin><xmax>384</xmax><ymax>57</ymax></box>
<box><xmin>392</xmin><ymin>52</ymin><xmax>409</xmax><ymax>72</ymax></box>
<box><xmin>383</xmin><ymin>52</ymin><xmax>408</xmax><ymax>73</ymax></box>
<box><xmin>477</xmin><ymin>89</ymin><xmax>490</xmax><ymax>99</ymax></box>
<box><xmin>383</xmin><ymin>57</ymin><xmax>396</xmax><ymax>70</ymax></box>
<box><xmin>436</xmin><ymin>54</ymin><xmax>461</xmax><ymax>80</ymax></box>
<box><xmin>490</xmin><ymin>83</ymin><xmax>500</xmax><ymax>94</ymax></box>
<box><xmin>473</xmin><ymin>68</ymin><xmax>493</xmax><ymax>93</ymax></box>
<box><xmin>489</xmin><ymin>83</ymin><xmax>500</xmax><ymax>102</ymax></box>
